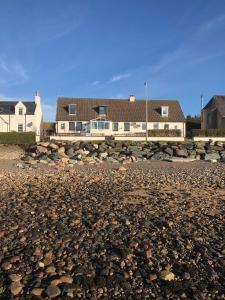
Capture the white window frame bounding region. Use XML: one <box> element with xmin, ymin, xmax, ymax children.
<box><xmin>164</xmin><ymin>124</ymin><xmax>169</xmax><ymax>130</ymax></box>
<box><xmin>153</xmin><ymin>123</ymin><xmax>159</xmax><ymax>129</ymax></box>
<box><xmin>61</xmin><ymin>123</ymin><xmax>65</xmax><ymax>130</ymax></box>
<box><xmin>112</xmin><ymin>122</ymin><xmax>118</xmax><ymax>131</ymax></box>
<box><xmin>69</xmin><ymin>104</ymin><xmax>77</xmax><ymax>115</ymax></box>
<box><xmin>124</xmin><ymin>122</ymin><xmax>130</xmax><ymax>132</ymax></box>
<box><xmin>18</xmin><ymin>108</ymin><xmax>23</xmax><ymax>115</ymax></box>
<box><xmin>161</xmin><ymin>106</ymin><xmax>169</xmax><ymax>117</ymax></box>
<box><xmin>18</xmin><ymin>124</ymin><xmax>23</xmax><ymax>132</ymax></box>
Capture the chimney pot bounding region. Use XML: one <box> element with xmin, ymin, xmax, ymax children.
<box><xmin>129</xmin><ymin>95</ymin><xmax>135</xmax><ymax>102</ymax></box>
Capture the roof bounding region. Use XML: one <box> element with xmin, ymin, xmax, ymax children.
<box><xmin>203</xmin><ymin>95</ymin><xmax>225</xmax><ymax>117</ymax></box>
<box><xmin>56</xmin><ymin>97</ymin><xmax>185</xmax><ymax>122</ymax></box>
<box><xmin>0</xmin><ymin>101</ymin><xmax>36</xmax><ymax>115</ymax></box>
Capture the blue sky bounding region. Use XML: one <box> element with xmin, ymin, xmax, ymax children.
<box><xmin>0</xmin><ymin>0</ymin><xmax>225</xmax><ymax>121</ymax></box>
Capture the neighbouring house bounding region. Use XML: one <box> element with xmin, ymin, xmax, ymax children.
<box><xmin>0</xmin><ymin>91</ymin><xmax>42</xmax><ymax>141</ymax></box>
<box><xmin>202</xmin><ymin>95</ymin><xmax>225</xmax><ymax>129</ymax></box>
<box><xmin>55</xmin><ymin>96</ymin><xmax>186</xmax><ymax>139</ymax></box>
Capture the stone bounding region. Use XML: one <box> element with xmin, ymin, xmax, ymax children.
<box><xmin>2</xmin><ymin>262</ymin><xmax>12</xmax><ymax>270</ymax></box>
<box><xmin>175</xmin><ymin>148</ymin><xmax>188</xmax><ymax>157</ymax></box>
<box><xmin>37</xmin><ymin>145</ymin><xmax>48</xmax><ymax>153</ymax></box>
<box><xmin>151</xmin><ymin>152</ymin><xmax>170</xmax><ymax>160</ymax></box>
<box><xmin>9</xmin><ymin>274</ymin><xmax>22</xmax><ymax>282</ymax></box>
<box><xmin>10</xmin><ymin>282</ymin><xmax>23</xmax><ymax>295</ymax></box>
<box><xmin>204</xmin><ymin>152</ymin><xmax>220</xmax><ymax>161</ymax></box>
<box><xmin>31</xmin><ymin>288</ymin><xmax>44</xmax><ymax>296</ymax></box>
<box><xmin>164</xmin><ymin>147</ymin><xmax>173</xmax><ymax>156</ymax></box>
<box><xmin>46</xmin><ymin>285</ymin><xmax>61</xmax><ymax>298</ymax></box>
<box><xmin>118</xmin><ymin>166</ymin><xmax>126</xmax><ymax>171</ymax></box>
<box><xmin>60</xmin><ymin>275</ymin><xmax>73</xmax><ymax>284</ymax></box>
<box><xmin>49</xmin><ymin>143</ymin><xmax>59</xmax><ymax>150</ymax></box>
<box><xmin>160</xmin><ymin>270</ymin><xmax>175</xmax><ymax>281</ymax></box>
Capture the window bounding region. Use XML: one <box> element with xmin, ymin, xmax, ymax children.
<box><xmin>124</xmin><ymin>122</ymin><xmax>130</xmax><ymax>131</ymax></box>
<box><xmin>69</xmin><ymin>104</ymin><xmax>76</xmax><ymax>115</ymax></box>
<box><xmin>76</xmin><ymin>122</ymin><xmax>83</xmax><ymax>131</ymax></box>
<box><xmin>19</xmin><ymin>108</ymin><xmax>23</xmax><ymax>115</ymax></box>
<box><xmin>91</xmin><ymin>121</ymin><xmax>109</xmax><ymax>130</ymax></box>
<box><xmin>18</xmin><ymin>124</ymin><xmax>23</xmax><ymax>132</ymax></box>
<box><xmin>161</xmin><ymin>106</ymin><xmax>169</xmax><ymax>117</ymax></box>
<box><xmin>69</xmin><ymin>122</ymin><xmax>75</xmax><ymax>131</ymax></box>
<box><xmin>61</xmin><ymin>123</ymin><xmax>65</xmax><ymax>130</ymax></box>
<box><xmin>153</xmin><ymin>123</ymin><xmax>158</xmax><ymax>129</ymax></box>
<box><xmin>98</xmin><ymin>106</ymin><xmax>107</xmax><ymax>115</ymax></box>
<box><xmin>113</xmin><ymin>122</ymin><xmax>118</xmax><ymax>131</ymax></box>
<box><xmin>164</xmin><ymin>124</ymin><xmax>169</xmax><ymax>130</ymax></box>
<box><xmin>142</xmin><ymin>123</ymin><xmax>147</xmax><ymax>130</ymax></box>
<box><xmin>174</xmin><ymin>125</ymin><xmax>178</xmax><ymax>129</ymax></box>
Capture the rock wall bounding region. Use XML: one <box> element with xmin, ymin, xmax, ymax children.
<box><xmin>22</xmin><ymin>140</ymin><xmax>225</xmax><ymax>165</ymax></box>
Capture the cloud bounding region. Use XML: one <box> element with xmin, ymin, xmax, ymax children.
<box><xmin>197</xmin><ymin>14</ymin><xmax>225</xmax><ymax>35</ymax></box>
<box><xmin>110</xmin><ymin>73</ymin><xmax>132</xmax><ymax>83</ymax></box>
<box><xmin>42</xmin><ymin>103</ymin><xmax>56</xmax><ymax>122</ymax></box>
<box><xmin>92</xmin><ymin>80</ymin><xmax>100</xmax><ymax>86</ymax></box>
<box><xmin>0</xmin><ymin>56</ymin><xmax>28</xmax><ymax>87</ymax></box>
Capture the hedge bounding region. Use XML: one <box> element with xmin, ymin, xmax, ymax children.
<box><xmin>0</xmin><ymin>132</ymin><xmax>36</xmax><ymax>144</ymax></box>
<box><xmin>192</xmin><ymin>129</ymin><xmax>225</xmax><ymax>137</ymax></box>
<box><xmin>148</xmin><ymin>129</ymin><xmax>181</xmax><ymax>137</ymax></box>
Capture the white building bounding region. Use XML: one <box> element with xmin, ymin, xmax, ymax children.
<box><xmin>55</xmin><ymin>96</ymin><xmax>186</xmax><ymax>140</ymax></box>
<box><xmin>0</xmin><ymin>91</ymin><xmax>42</xmax><ymax>141</ymax></box>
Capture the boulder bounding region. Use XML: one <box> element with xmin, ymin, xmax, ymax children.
<box><xmin>204</xmin><ymin>152</ymin><xmax>221</xmax><ymax>161</ymax></box>
<box><xmin>37</xmin><ymin>146</ymin><xmax>48</xmax><ymax>154</ymax></box>
<box><xmin>175</xmin><ymin>148</ymin><xmax>188</xmax><ymax>157</ymax></box>
<box><xmin>164</xmin><ymin>147</ymin><xmax>173</xmax><ymax>156</ymax></box>
<box><xmin>150</xmin><ymin>152</ymin><xmax>170</xmax><ymax>160</ymax></box>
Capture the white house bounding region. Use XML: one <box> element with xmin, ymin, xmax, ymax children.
<box><xmin>55</xmin><ymin>96</ymin><xmax>186</xmax><ymax>140</ymax></box>
<box><xmin>0</xmin><ymin>91</ymin><xmax>43</xmax><ymax>141</ymax></box>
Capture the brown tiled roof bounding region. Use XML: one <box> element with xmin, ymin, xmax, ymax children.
<box><xmin>203</xmin><ymin>95</ymin><xmax>225</xmax><ymax>117</ymax></box>
<box><xmin>56</xmin><ymin>97</ymin><xmax>185</xmax><ymax>122</ymax></box>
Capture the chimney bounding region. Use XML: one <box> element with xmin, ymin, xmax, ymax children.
<box><xmin>35</xmin><ymin>90</ymin><xmax>41</xmax><ymax>106</ymax></box>
<box><xmin>129</xmin><ymin>95</ymin><xmax>135</xmax><ymax>102</ymax></box>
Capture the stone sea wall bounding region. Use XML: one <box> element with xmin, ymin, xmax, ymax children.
<box><xmin>22</xmin><ymin>140</ymin><xmax>225</xmax><ymax>165</ymax></box>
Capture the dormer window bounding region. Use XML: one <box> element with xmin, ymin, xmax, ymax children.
<box><xmin>161</xmin><ymin>106</ymin><xmax>169</xmax><ymax>117</ymax></box>
<box><xmin>69</xmin><ymin>104</ymin><xmax>76</xmax><ymax>115</ymax></box>
<box><xmin>19</xmin><ymin>108</ymin><xmax>23</xmax><ymax>115</ymax></box>
<box><xmin>98</xmin><ymin>106</ymin><xmax>107</xmax><ymax>116</ymax></box>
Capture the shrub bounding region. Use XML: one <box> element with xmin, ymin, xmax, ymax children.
<box><xmin>148</xmin><ymin>129</ymin><xmax>181</xmax><ymax>137</ymax></box>
<box><xmin>0</xmin><ymin>132</ymin><xmax>36</xmax><ymax>144</ymax></box>
<box><xmin>192</xmin><ymin>129</ymin><xmax>225</xmax><ymax>137</ymax></box>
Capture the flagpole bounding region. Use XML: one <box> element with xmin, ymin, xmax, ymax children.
<box><xmin>145</xmin><ymin>81</ymin><xmax>149</xmax><ymax>142</ymax></box>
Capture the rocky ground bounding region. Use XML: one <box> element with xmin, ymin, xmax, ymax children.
<box><xmin>0</xmin><ymin>160</ymin><xmax>225</xmax><ymax>299</ymax></box>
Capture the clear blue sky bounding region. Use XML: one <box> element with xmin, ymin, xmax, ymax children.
<box><xmin>0</xmin><ymin>0</ymin><xmax>225</xmax><ymax>121</ymax></box>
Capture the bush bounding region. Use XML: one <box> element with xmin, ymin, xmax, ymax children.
<box><xmin>0</xmin><ymin>132</ymin><xmax>36</xmax><ymax>144</ymax></box>
<box><xmin>192</xmin><ymin>129</ymin><xmax>225</xmax><ymax>137</ymax></box>
<box><xmin>148</xmin><ymin>129</ymin><xmax>181</xmax><ymax>137</ymax></box>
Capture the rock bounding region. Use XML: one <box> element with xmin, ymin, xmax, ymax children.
<box><xmin>160</xmin><ymin>270</ymin><xmax>175</xmax><ymax>281</ymax></box>
<box><xmin>118</xmin><ymin>166</ymin><xmax>126</xmax><ymax>171</ymax></box>
<box><xmin>58</xmin><ymin>147</ymin><xmax>65</xmax><ymax>155</ymax></box>
<box><xmin>31</xmin><ymin>288</ymin><xmax>44</xmax><ymax>296</ymax></box>
<box><xmin>99</xmin><ymin>152</ymin><xmax>108</xmax><ymax>158</ymax></box>
<box><xmin>204</xmin><ymin>152</ymin><xmax>220</xmax><ymax>161</ymax></box>
<box><xmin>151</xmin><ymin>152</ymin><xmax>170</xmax><ymax>160</ymax></box>
<box><xmin>10</xmin><ymin>282</ymin><xmax>23</xmax><ymax>296</ymax></box>
<box><xmin>49</xmin><ymin>143</ymin><xmax>59</xmax><ymax>150</ymax></box>
<box><xmin>164</xmin><ymin>147</ymin><xmax>173</xmax><ymax>156</ymax></box>
<box><xmin>60</xmin><ymin>275</ymin><xmax>73</xmax><ymax>284</ymax></box>
<box><xmin>2</xmin><ymin>262</ymin><xmax>12</xmax><ymax>270</ymax></box>
<box><xmin>9</xmin><ymin>274</ymin><xmax>22</xmax><ymax>282</ymax></box>
<box><xmin>37</xmin><ymin>145</ymin><xmax>48</xmax><ymax>153</ymax></box>
<box><xmin>149</xmin><ymin>274</ymin><xmax>157</xmax><ymax>281</ymax></box>
<box><xmin>46</xmin><ymin>285</ymin><xmax>61</xmax><ymax>298</ymax></box>
<box><xmin>175</xmin><ymin>148</ymin><xmax>188</xmax><ymax>157</ymax></box>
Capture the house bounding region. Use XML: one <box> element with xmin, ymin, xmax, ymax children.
<box><xmin>55</xmin><ymin>96</ymin><xmax>186</xmax><ymax>139</ymax></box>
<box><xmin>0</xmin><ymin>91</ymin><xmax>42</xmax><ymax>141</ymax></box>
<box><xmin>202</xmin><ymin>95</ymin><xmax>225</xmax><ymax>129</ymax></box>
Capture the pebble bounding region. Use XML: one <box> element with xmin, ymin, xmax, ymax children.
<box><xmin>10</xmin><ymin>282</ymin><xmax>23</xmax><ymax>295</ymax></box>
<box><xmin>46</xmin><ymin>285</ymin><xmax>61</xmax><ymax>298</ymax></box>
<box><xmin>160</xmin><ymin>270</ymin><xmax>175</xmax><ymax>281</ymax></box>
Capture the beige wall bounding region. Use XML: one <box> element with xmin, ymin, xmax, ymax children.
<box><xmin>56</xmin><ymin>121</ymin><xmax>186</xmax><ymax>137</ymax></box>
